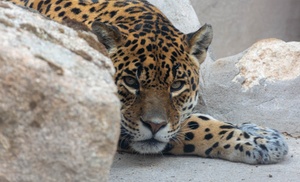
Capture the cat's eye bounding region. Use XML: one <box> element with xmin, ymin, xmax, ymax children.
<box><xmin>123</xmin><ymin>76</ymin><xmax>139</xmax><ymax>89</ymax></box>
<box><xmin>170</xmin><ymin>81</ymin><xmax>185</xmax><ymax>92</ymax></box>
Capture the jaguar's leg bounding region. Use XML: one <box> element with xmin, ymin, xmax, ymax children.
<box><xmin>165</xmin><ymin>113</ymin><xmax>288</xmax><ymax>164</ymax></box>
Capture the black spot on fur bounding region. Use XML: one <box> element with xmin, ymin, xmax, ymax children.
<box><xmin>114</xmin><ymin>1</ymin><xmax>129</xmax><ymax>7</ymax></box>
<box><xmin>188</xmin><ymin>121</ymin><xmax>199</xmax><ymax>130</ymax></box>
<box><xmin>44</xmin><ymin>0</ymin><xmax>51</xmax><ymax>5</ymax></box>
<box><xmin>146</xmin><ymin>44</ymin><xmax>152</xmax><ymax>52</ymax></box>
<box><xmin>239</xmin><ymin>145</ymin><xmax>244</xmax><ymax>152</ymax></box>
<box><xmin>218</xmin><ymin>130</ymin><xmax>227</xmax><ymax>135</ymax></box>
<box><xmin>190</xmin><ymin>77</ymin><xmax>194</xmax><ymax>84</ymax></box>
<box><xmin>212</xmin><ymin>142</ymin><xmax>219</xmax><ymax>148</ymax></box>
<box><xmin>119</xmin><ymin>24</ymin><xmax>129</xmax><ymax>30</ymax></box>
<box><xmin>89</xmin><ymin>7</ymin><xmax>96</xmax><ymax>13</ymax></box>
<box><xmin>185</xmin><ymin>132</ymin><xmax>194</xmax><ymax>141</ymax></box>
<box><xmin>137</xmin><ymin>48</ymin><xmax>145</xmax><ymax>54</ymax></box>
<box><xmin>149</xmin><ymin>63</ymin><xmax>154</xmax><ymax>70</ymax></box>
<box><xmin>223</xmin><ymin>144</ymin><xmax>230</xmax><ymax>149</ymax></box>
<box><xmin>259</xmin><ymin>144</ymin><xmax>268</xmax><ymax>151</ymax></box>
<box><xmin>82</xmin><ymin>14</ymin><xmax>89</xmax><ymax>19</ymax></box>
<box><xmin>235</xmin><ymin>143</ymin><xmax>240</xmax><ymax>150</ymax></box>
<box><xmin>140</xmin><ymin>39</ymin><xmax>146</xmax><ymax>45</ymax></box>
<box><xmin>64</xmin><ymin>2</ymin><xmax>72</xmax><ymax>8</ymax></box>
<box><xmin>37</xmin><ymin>0</ymin><xmax>43</xmax><ymax>10</ymax></box>
<box><xmin>197</xmin><ymin>115</ymin><xmax>210</xmax><ymax>120</ymax></box>
<box><xmin>54</xmin><ymin>6</ymin><xmax>61</xmax><ymax>11</ymax></box>
<box><xmin>45</xmin><ymin>4</ymin><xmax>51</xmax><ymax>14</ymax></box>
<box><xmin>162</xmin><ymin>46</ymin><xmax>168</xmax><ymax>52</ymax></box>
<box><xmin>226</xmin><ymin>131</ymin><xmax>234</xmax><ymax>140</ymax></box>
<box><xmin>71</xmin><ymin>8</ymin><xmax>82</xmax><ymax>14</ymax></box>
<box><xmin>205</xmin><ymin>147</ymin><xmax>213</xmax><ymax>156</ymax></box>
<box><xmin>55</xmin><ymin>0</ymin><xmax>63</xmax><ymax>5</ymax></box>
<box><xmin>187</xmin><ymin>104</ymin><xmax>193</xmax><ymax>110</ymax></box>
<box><xmin>192</xmin><ymin>84</ymin><xmax>196</xmax><ymax>91</ymax></box>
<box><xmin>204</xmin><ymin>133</ymin><xmax>213</xmax><ymax>140</ymax></box>
<box><xmin>124</xmin><ymin>40</ymin><xmax>131</xmax><ymax>47</ymax></box>
<box><xmin>184</xmin><ymin>144</ymin><xmax>195</xmax><ymax>153</ymax></box>
<box><xmin>243</xmin><ymin>132</ymin><xmax>250</xmax><ymax>139</ymax></box>
<box><xmin>161</xmin><ymin>25</ymin><xmax>169</xmax><ymax>32</ymax></box>
<box><xmin>220</xmin><ymin>125</ymin><xmax>235</xmax><ymax>129</ymax></box>
<box><xmin>123</xmin><ymin>56</ymin><xmax>129</xmax><ymax>61</ymax></box>
<box><xmin>58</xmin><ymin>11</ymin><xmax>65</xmax><ymax>17</ymax></box>
<box><xmin>118</xmin><ymin>63</ymin><xmax>124</xmax><ymax>70</ymax></box>
<box><xmin>110</xmin><ymin>10</ymin><xmax>118</xmax><ymax>18</ymax></box>
<box><xmin>130</xmin><ymin>44</ymin><xmax>138</xmax><ymax>51</ymax></box>
<box><xmin>134</xmin><ymin>24</ymin><xmax>142</xmax><ymax>31</ymax></box>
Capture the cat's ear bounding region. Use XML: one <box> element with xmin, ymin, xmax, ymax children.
<box><xmin>91</xmin><ymin>21</ymin><xmax>122</xmax><ymax>52</ymax></box>
<box><xmin>187</xmin><ymin>24</ymin><xmax>213</xmax><ymax>65</ymax></box>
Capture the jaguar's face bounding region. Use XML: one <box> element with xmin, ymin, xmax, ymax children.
<box><xmin>92</xmin><ymin>21</ymin><xmax>213</xmax><ymax>153</ymax></box>
<box><xmin>113</xmin><ymin>44</ymin><xmax>202</xmax><ymax>154</ymax></box>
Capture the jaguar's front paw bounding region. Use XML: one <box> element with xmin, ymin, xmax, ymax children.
<box><xmin>239</xmin><ymin>123</ymin><xmax>288</xmax><ymax>164</ymax></box>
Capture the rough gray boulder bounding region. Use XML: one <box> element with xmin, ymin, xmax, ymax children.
<box><xmin>148</xmin><ymin>0</ymin><xmax>200</xmax><ymax>34</ymax></box>
<box><xmin>0</xmin><ymin>2</ymin><xmax>120</xmax><ymax>182</ymax></box>
<box><xmin>197</xmin><ymin>38</ymin><xmax>300</xmax><ymax>136</ymax></box>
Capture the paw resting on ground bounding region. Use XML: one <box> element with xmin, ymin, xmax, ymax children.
<box><xmin>238</xmin><ymin>123</ymin><xmax>288</xmax><ymax>164</ymax></box>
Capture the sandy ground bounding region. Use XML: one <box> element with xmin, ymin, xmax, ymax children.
<box><xmin>109</xmin><ymin>137</ymin><xmax>299</xmax><ymax>182</ymax></box>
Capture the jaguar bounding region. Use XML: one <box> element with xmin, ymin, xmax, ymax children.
<box><xmin>7</xmin><ymin>0</ymin><xmax>288</xmax><ymax>164</ymax></box>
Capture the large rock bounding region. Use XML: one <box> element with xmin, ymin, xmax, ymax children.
<box><xmin>148</xmin><ymin>0</ymin><xmax>200</xmax><ymax>33</ymax></box>
<box><xmin>197</xmin><ymin>38</ymin><xmax>300</xmax><ymax>136</ymax></box>
<box><xmin>0</xmin><ymin>2</ymin><xmax>120</xmax><ymax>182</ymax></box>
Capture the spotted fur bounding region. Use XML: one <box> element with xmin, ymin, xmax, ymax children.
<box><xmin>8</xmin><ymin>0</ymin><xmax>288</xmax><ymax>164</ymax></box>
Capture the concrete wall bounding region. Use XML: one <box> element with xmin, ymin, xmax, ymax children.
<box><xmin>190</xmin><ymin>0</ymin><xmax>300</xmax><ymax>59</ymax></box>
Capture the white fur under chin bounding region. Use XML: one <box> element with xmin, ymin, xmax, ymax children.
<box><xmin>131</xmin><ymin>141</ymin><xmax>167</xmax><ymax>154</ymax></box>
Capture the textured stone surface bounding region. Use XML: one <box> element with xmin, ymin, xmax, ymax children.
<box><xmin>233</xmin><ymin>39</ymin><xmax>300</xmax><ymax>89</ymax></box>
<box><xmin>197</xmin><ymin>39</ymin><xmax>300</xmax><ymax>136</ymax></box>
<box><xmin>0</xmin><ymin>2</ymin><xmax>120</xmax><ymax>182</ymax></box>
<box><xmin>148</xmin><ymin>0</ymin><xmax>200</xmax><ymax>34</ymax></box>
